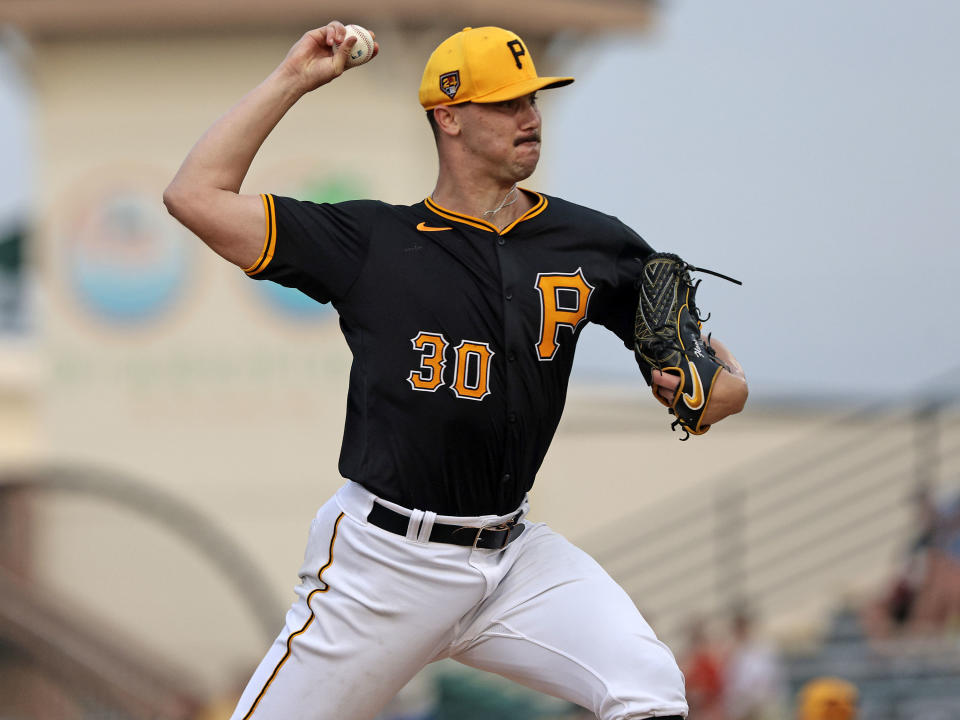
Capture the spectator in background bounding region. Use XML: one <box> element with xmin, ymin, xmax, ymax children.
<box><xmin>678</xmin><ymin>618</ymin><xmax>725</xmax><ymax>720</ymax></box>
<box><xmin>862</xmin><ymin>485</ymin><xmax>938</xmax><ymax>637</ymax></box>
<box><xmin>909</xmin><ymin>488</ymin><xmax>960</xmax><ymax>633</ymax></box>
<box><xmin>864</xmin><ymin>485</ymin><xmax>960</xmax><ymax>637</ymax></box>
<box><xmin>795</xmin><ymin>677</ymin><xmax>858</xmax><ymax>720</ymax></box>
<box><xmin>723</xmin><ymin>608</ymin><xmax>787</xmax><ymax>720</ymax></box>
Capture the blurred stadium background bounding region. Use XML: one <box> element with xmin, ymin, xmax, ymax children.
<box><xmin>0</xmin><ymin>1</ymin><xmax>958</xmax><ymax>719</ymax></box>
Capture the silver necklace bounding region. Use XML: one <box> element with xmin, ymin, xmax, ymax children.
<box><xmin>430</xmin><ymin>184</ymin><xmax>520</xmax><ymax>219</ymax></box>
<box><xmin>481</xmin><ymin>184</ymin><xmax>519</xmax><ymax>218</ymax></box>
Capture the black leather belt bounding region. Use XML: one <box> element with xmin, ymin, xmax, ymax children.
<box><xmin>367</xmin><ymin>502</ymin><xmax>525</xmax><ymax>550</ymax></box>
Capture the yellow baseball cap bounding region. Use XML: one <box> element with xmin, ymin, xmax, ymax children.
<box><xmin>419</xmin><ymin>26</ymin><xmax>574</xmax><ymax>110</ymax></box>
<box><xmin>797</xmin><ymin>677</ymin><xmax>858</xmax><ymax>720</ymax></box>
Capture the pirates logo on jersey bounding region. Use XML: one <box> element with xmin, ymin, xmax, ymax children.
<box><xmin>439</xmin><ymin>71</ymin><xmax>461</xmax><ymax>100</ymax></box>
<box><xmin>534</xmin><ymin>268</ymin><xmax>596</xmax><ymax>361</ymax></box>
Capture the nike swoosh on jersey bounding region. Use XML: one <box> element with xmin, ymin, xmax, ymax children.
<box><xmin>416</xmin><ymin>222</ymin><xmax>453</xmax><ymax>232</ymax></box>
<box><xmin>681</xmin><ymin>361</ymin><xmax>705</xmax><ymax>410</ymax></box>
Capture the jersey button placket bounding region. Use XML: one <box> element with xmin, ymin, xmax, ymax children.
<box><xmin>496</xmin><ymin>233</ymin><xmax>518</xmax><ymax>498</ymax></box>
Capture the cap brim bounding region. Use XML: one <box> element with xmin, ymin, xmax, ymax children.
<box><xmin>470</xmin><ymin>76</ymin><xmax>574</xmax><ymax>104</ymax></box>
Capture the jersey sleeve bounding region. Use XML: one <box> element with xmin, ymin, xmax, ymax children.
<box><xmin>243</xmin><ymin>194</ymin><xmax>374</xmax><ymax>304</ymax></box>
<box><xmin>590</xmin><ymin>221</ymin><xmax>657</xmax><ymax>381</ymax></box>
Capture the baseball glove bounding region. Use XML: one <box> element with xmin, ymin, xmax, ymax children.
<box><xmin>634</xmin><ymin>253</ymin><xmax>741</xmax><ymax>440</ymax></box>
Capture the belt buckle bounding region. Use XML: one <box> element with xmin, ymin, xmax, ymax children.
<box><xmin>473</xmin><ymin>521</ymin><xmax>514</xmax><ymax>550</ymax></box>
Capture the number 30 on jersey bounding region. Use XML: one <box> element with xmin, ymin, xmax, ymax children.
<box><xmin>407</xmin><ymin>332</ymin><xmax>495</xmax><ymax>401</ymax></box>
<box><xmin>407</xmin><ymin>268</ymin><xmax>594</xmax><ymax>401</ymax></box>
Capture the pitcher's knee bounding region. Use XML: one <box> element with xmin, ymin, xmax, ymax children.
<box><xmin>595</xmin><ymin>647</ymin><xmax>687</xmax><ymax>719</ymax></box>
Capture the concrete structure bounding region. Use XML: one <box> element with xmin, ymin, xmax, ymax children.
<box><xmin>0</xmin><ymin>1</ymin><xmax>659</xmax><ymax>706</ymax></box>
<box><xmin>3</xmin><ymin>0</ymin><xmax>654</xmax><ymax>38</ymax></box>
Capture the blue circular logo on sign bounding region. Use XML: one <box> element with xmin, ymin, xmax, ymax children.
<box><xmin>67</xmin><ymin>191</ymin><xmax>188</xmax><ymax>325</ymax></box>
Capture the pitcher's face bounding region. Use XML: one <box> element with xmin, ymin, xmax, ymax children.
<box><xmin>456</xmin><ymin>94</ymin><xmax>542</xmax><ymax>183</ymax></box>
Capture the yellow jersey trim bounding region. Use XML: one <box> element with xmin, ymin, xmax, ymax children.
<box><xmin>424</xmin><ymin>190</ymin><xmax>547</xmax><ymax>236</ymax></box>
<box><xmin>501</xmin><ymin>192</ymin><xmax>548</xmax><ymax>234</ymax></box>
<box><xmin>424</xmin><ymin>197</ymin><xmax>495</xmax><ymax>232</ymax></box>
<box><xmin>244</xmin><ymin>194</ymin><xmax>277</xmax><ymax>276</ymax></box>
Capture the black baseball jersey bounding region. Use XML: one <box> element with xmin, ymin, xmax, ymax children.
<box><xmin>246</xmin><ymin>191</ymin><xmax>654</xmax><ymax>516</ymax></box>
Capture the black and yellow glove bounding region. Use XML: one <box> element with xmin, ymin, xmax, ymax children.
<box><xmin>634</xmin><ymin>252</ymin><xmax>741</xmax><ymax>439</ymax></box>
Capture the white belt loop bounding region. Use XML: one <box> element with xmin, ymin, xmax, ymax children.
<box><xmin>405</xmin><ymin>509</ymin><xmax>425</xmax><ymax>541</ymax></box>
<box><xmin>417</xmin><ymin>511</ymin><xmax>437</xmax><ymax>543</ymax></box>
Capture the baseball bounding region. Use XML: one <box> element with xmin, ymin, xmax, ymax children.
<box><xmin>335</xmin><ymin>25</ymin><xmax>375</xmax><ymax>68</ymax></box>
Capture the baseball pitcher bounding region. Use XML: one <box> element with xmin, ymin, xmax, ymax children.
<box><xmin>165</xmin><ymin>22</ymin><xmax>749</xmax><ymax>720</ymax></box>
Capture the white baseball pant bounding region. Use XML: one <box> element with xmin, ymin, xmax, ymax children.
<box><xmin>230</xmin><ymin>481</ymin><xmax>688</xmax><ymax>720</ymax></box>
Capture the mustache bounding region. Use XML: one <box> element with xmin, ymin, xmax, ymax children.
<box><xmin>514</xmin><ymin>133</ymin><xmax>541</xmax><ymax>146</ymax></box>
